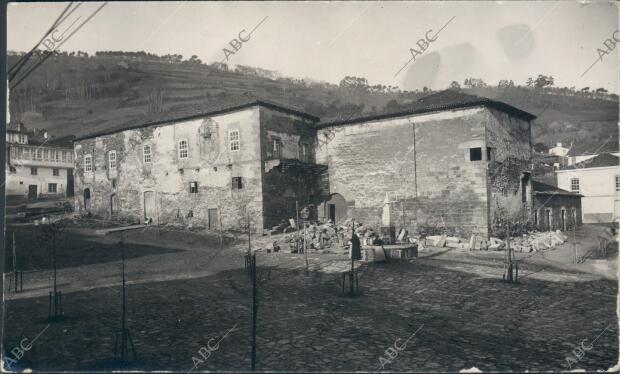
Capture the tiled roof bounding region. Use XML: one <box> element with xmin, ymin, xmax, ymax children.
<box><xmin>317</xmin><ymin>90</ymin><xmax>536</xmax><ymax>128</ymax></box>
<box><xmin>532</xmin><ymin>180</ymin><xmax>581</xmax><ymax>197</ymax></box>
<box><xmin>560</xmin><ymin>153</ymin><xmax>620</xmax><ymax>170</ymax></box>
<box><xmin>74</xmin><ymin>95</ymin><xmax>319</xmax><ymax>141</ymax></box>
<box><xmin>566</xmin><ymin>139</ymin><xmax>619</xmax><ymax>156</ymax></box>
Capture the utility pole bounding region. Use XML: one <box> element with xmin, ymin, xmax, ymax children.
<box><xmin>218</xmin><ymin>208</ymin><xmax>223</xmax><ymax>248</ymax></box>
<box><xmin>304</xmin><ymin>220</ymin><xmax>309</xmax><ymax>275</ymax></box>
<box><xmin>12</xmin><ymin>232</ymin><xmax>17</xmax><ymax>292</ymax></box>
<box><xmin>350</xmin><ymin>219</ymin><xmax>355</xmax><ymax>295</ymax></box>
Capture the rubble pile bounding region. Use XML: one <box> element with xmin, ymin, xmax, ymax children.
<box><xmin>424</xmin><ymin>230</ymin><xmax>568</xmax><ymax>252</ymax></box>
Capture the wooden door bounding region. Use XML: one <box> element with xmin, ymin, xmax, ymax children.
<box><xmin>208</xmin><ymin>208</ymin><xmax>219</xmax><ymax>230</ymax></box>
<box><xmin>28</xmin><ymin>185</ymin><xmax>37</xmax><ymax>199</ymax></box>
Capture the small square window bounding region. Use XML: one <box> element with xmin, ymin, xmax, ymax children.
<box><xmin>272</xmin><ymin>138</ymin><xmax>282</xmax><ymax>158</ymax></box>
<box><xmin>232</xmin><ymin>177</ymin><xmax>243</xmax><ymax>189</ymax></box>
<box><xmin>112</xmin><ymin>179</ymin><xmax>117</xmax><ymax>188</ymax></box>
<box><xmin>30</xmin><ymin>167</ymin><xmax>38</xmax><ymax>175</ymax></box>
<box><xmin>190</xmin><ymin>181</ymin><xmax>198</xmax><ymax>193</ymax></box>
<box><xmin>615</xmin><ymin>175</ymin><xmax>620</xmax><ymax>192</ymax></box>
<box><xmin>48</xmin><ymin>183</ymin><xmax>57</xmax><ymax>193</ymax></box>
<box><xmin>9</xmin><ymin>166</ymin><xmax>16</xmax><ymax>173</ymax></box>
<box><xmin>53</xmin><ymin>168</ymin><xmax>59</xmax><ymax>176</ymax></box>
<box><xmin>470</xmin><ymin>147</ymin><xmax>482</xmax><ymax>161</ymax></box>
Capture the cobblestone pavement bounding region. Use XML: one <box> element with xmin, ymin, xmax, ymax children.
<box><xmin>3</xmin><ymin>241</ymin><xmax>617</xmax><ymax>372</ymax></box>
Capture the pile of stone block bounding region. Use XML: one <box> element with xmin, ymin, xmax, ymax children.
<box><xmin>422</xmin><ymin>230</ymin><xmax>568</xmax><ymax>252</ymax></box>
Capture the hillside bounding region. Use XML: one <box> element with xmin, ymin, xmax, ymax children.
<box><xmin>6</xmin><ymin>53</ymin><xmax>618</xmax><ymax>153</ymax></box>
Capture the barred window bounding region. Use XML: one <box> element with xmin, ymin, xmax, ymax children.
<box><xmin>615</xmin><ymin>176</ymin><xmax>620</xmax><ymax>192</ymax></box>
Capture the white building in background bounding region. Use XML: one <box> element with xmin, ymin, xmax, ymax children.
<box><xmin>5</xmin><ymin>123</ymin><xmax>74</xmax><ymax>200</ymax></box>
<box><xmin>548</xmin><ymin>142</ymin><xmax>569</xmax><ymax>157</ymax></box>
<box><xmin>556</xmin><ymin>153</ymin><xmax>620</xmax><ymax>223</ymax></box>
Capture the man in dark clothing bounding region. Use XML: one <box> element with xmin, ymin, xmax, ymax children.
<box><xmin>351</xmin><ymin>232</ymin><xmax>361</xmax><ymax>260</ymax></box>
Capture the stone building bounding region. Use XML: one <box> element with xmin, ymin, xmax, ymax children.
<box><xmin>532</xmin><ymin>180</ymin><xmax>582</xmax><ymax>231</ymax></box>
<box><xmin>73</xmin><ymin>99</ymin><xmax>324</xmax><ymax>230</ymax></box>
<box><xmin>315</xmin><ymin>91</ymin><xmax>535</xmax><ymax>238</ymax></box>
<box><xmin>73</xmin><ymin>91</ymin><xmax>536</xmax><ymax>237</ymax></box>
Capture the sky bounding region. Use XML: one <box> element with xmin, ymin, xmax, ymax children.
<box><xmin>7</xmin><ymin>1</ymin><xmax>620</xmax><ymax>92</ymax></box>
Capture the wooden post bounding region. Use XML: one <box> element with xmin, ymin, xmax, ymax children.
<box><xmin>218</xmin><ymin>208</ymin><xmax>223</xmax><ymax>248</ymax></box>
<box><xmin>247</xmin><ymin>209</ymin><xmax>251</xmax><ymax>255</ymax></box>
<box><xmin>304</xmin><ymin>220</ymin><xmax>309</xmax><ymax>275</ymax></box>
<box><xmin>296</xmin><ymin>201</ymin><xmax>300</xmax><ymax>254</ymax></box>
<box><xmin>12</xmin><ymin>232</ymin><xmax>17</xmax><ymax>293</ymax></box>
<box><xmin>350</xmin><ymin>219</ymin><xmax>355</xmax><ymax>295</ymax></box>
<box><xmin>251</xmin><ymin>253</ymin><xmax>257</xmax><ymax>371</ymax></box>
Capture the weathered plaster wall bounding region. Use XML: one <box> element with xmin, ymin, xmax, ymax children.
<box><xmin>74</xmin><ymin>107</ymin><xmax>265</xmax><ymax>230</ymax></box>
<box><xmin>486</xmin><ymin>108</ymin><xmax>532</xmax><ymax>233</ymax></box>
<box><xmin>316</xmin><ymin>107</ymin><xmax>491</xmax><ymax>237</ymax></box>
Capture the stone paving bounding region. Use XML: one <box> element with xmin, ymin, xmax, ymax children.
<box><xmin>3</xmin><ymin>242</ymin><xmax>617</xmax><ymax>372</ymax></box>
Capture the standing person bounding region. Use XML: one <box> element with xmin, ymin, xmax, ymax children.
<box><xmin>351</xmin><ymin>231</ymin><xmax>361</xmax><ymax>260</ymax></box>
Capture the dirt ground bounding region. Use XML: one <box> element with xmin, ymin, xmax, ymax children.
<box><xmin>2</xmin><ymin>222</ymin><xmax>617</xmax><ymax>372</ymax></box>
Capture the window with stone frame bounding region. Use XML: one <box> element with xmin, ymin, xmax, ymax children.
<box><xmin>570</xmin><ymin>178</ymin><xmax>579</xmax><ymax>193</ymax></box>
<box><xmin>143</xmin><ymin>145</ymin><xmax>152</xmax><ymax>163</ymax></box>
<box><xmin>178</xmin><ymin>139</ymin><xmax>189</xmax><ymax>159</ymax></box>
<box><xmin>108</xmin><ymin>150</ymin><xmax>117</xmax><ymax>170</ymax></box>
<box><xmin>84</xmin><ymin>155</ymin><xmax>93</xmax><ymax>173</ymax></box>
<box><xmin>229</xmin><ymin>130</ymin><xmax>240</xmax><ymax>151</ymax></box>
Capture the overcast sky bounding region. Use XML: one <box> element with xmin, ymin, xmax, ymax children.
<box><xmin>7</xmin><ymin>1</ymin><xmax>619</xmax><ymax>92</ymax></box>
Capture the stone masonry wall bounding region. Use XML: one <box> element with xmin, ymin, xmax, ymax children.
<box><xmin>74</xmin><ymin>107</ymin><xmax>265</xmax><ymax>231</ymax></box>
<box><xmin>486</xmin><ymin>108</ymin><xmax>532</xmax><ymax>234</ymax></box>
<box><xmin>316</xmin><ymin>107</ymin><xmax>491</xmax><ymax>237</ymax></box>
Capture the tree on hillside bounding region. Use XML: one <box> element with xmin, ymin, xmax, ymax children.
<box><xmin>339</xmin><ymin>76</ymin><xmax>369</xmax><ymax>91</ymax></box>
<box><xmin>526</xmin><ymin>77</ymin><xmax>533</xmax><ymax>88</ymax></box>
<box><xmin>449</xmin><ymin>81</ymin><xmax>461</xmax><ymax>90</ymax></box>
<box><xmin>534</xmin><ymin>75</ymin><xmax>554</xmax><ymax>91</ymax></box>
<box><xmin>463</xmin><ymin>78</ymin><xmax>487</xmax><ymax>88</ymax></box>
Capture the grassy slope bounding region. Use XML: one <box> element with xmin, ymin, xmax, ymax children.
<box><xmin>7</xmin><ymin>55</ymin><xmax>618</xmax><ymax>150</ymax></box>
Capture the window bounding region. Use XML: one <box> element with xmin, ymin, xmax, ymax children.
<box><xmin>469</xmin><ymin>147</ymin><xmax>482</xmax><ymax>161</ymax></box>
<box><xmin>84</xmin><ymin>155</ymin><xmax>93</xmax><ymax>173</ymax></box>
<box><xmin>30</xmin><ymin>167</ymin><xmax>38</xmax><ymax>175</ymax></box>
<box><xmin>178</xmin><ymin>140</ymin><xmax>189</xmax><ymax>159</ymax></box>
<box><xmin>43</xmin><ymin>149</ymin><xmax>49</xmax><ymax>161</ymax></box>
<box><xmin>55</xmin><ymin>151</ymin><xmax>61</xmax><ymax>162</ymax></box>
<box><xmin>232</xmin><ymin>177</ymin><xmax>243</xmax><ymax>189</ymax></box>
<box><xmin>48</xmin><ymin>183</ymin><xmax>57</xmax><ymax>193</ymax></box>
<box><xmin>229</xmin><ymin>130</ymin><xmax>240</xmax><ymax>151</ymax></box>
<box><xmin>272</xmin><ymin>138</ymin><xmax>282</xmax><ymax>158</ymax></box>
<box><xmin>62</xmin><ymin>151</ymin><xmax>67</xmax><ymax>162</ymax></box>
<box><xmin>36</xmin><ymin>149</ymin><xmax>42</xmax><ymax>161</ymax></box>
<box><xmin>112</xmin><ymin>179</ymin><xmax>117</xmax><ymax>188</ymax></box>
<box><xmin>143</xmin><ymin>145</ymin><xmax>152</xmax><ymax>163</ymax></box>
<box><xmin>108</xmin><ymin>150</ymin><xmax>117</xmax><ymax>169</ymax></box>
<box><xmin>9</xmin><ymin>166</ymin><xmax>16</xmax><ymax>173</ymax></box>
<box><xmin>53</xmin><ymin>168</ymin><xmax>59</xmax><ymax>176</ymax></box>
<box><xmin>616</xmin><ymin>176</ymin><xmax>620</xmax><ymax>192</ymax></box>
<box><xmin>189</xmin><ymin>181</ymin><xmax>198</xmax><ymax>193</ymax></box>
<box><xmin>18</xmin><ymin>134</ymin><xmax>26</xmax><ymax>144</ymax></box>
<box><xmin>570</xmin><ymin>178</ymin><xmax>579</xmax><ymax>193</ymax></box>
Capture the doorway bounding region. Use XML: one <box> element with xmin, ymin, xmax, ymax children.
<box><xmin>110</xmin><ymin>194</ymin><xmax>118</xmax><ymax>216</ymax></box>
<box><xmin>328</xmin><ymin>204</ymin><xmax>336</xmax><ymax>223</ymax></box>
<box><xmin>546</xmin><ymin>209</ymin><xmax>552</xmax><ymax>231</ymax></box>
<box><xmin>28</xmin><ymin>185</ymin><xmax>37</xmax><ymax>199</ymax></box>
<box><xmin>144</xmin><ymin>191</ymin><xmax>157</xmax><ymax>224</ymax></box>
<box><xmin>208</xmin><ymin>208</ymin><xmax>219</xmax><ymax>230</ymax></box>
<box><xmin>84</xmin><ymin>188</ymin><xmax>91</xmax><ymax>210</ymax></box>
<box><xmin>561</xmin><ymin>209</ymin><xmax>566</xmax><ymax>231</ymax></box>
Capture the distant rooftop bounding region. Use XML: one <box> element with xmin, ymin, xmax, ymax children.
<box><xmin>560</xmin><ymin>153</ymin><xmax>620</xmax><ymax>170</ymax></box>
<box><xmin>317</xmin><ymin>90</ymin><xmax>536</xmax><ymax>128</ymax></box>
<box><xmin>75</xmin><ymin>95</ymin><xmax>319</xmax><ymax>141</ymax></box>
<box><xmin>533</xmin><ymin>180</ymin><xmax>582</xmax><ymax>197</ymax></box>
<box><xmin>566</xmin><ymin>138</ymin><xmax>619</xmax><ymax>157</ymax></box>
